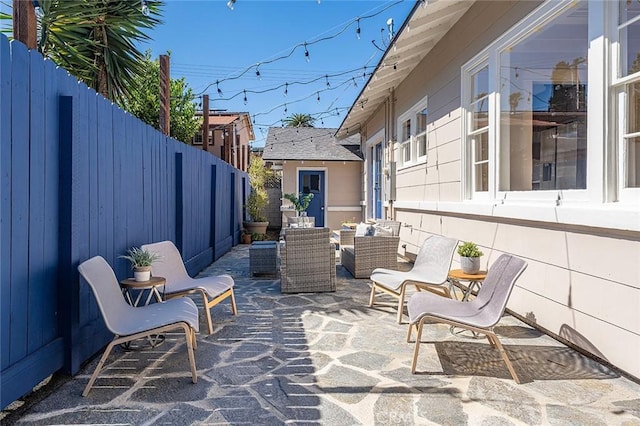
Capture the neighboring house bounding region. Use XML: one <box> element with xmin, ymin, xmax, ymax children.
<box><xmin>263</xmin><ymin>127</ymin><xmax>363</xmax><ymax>230</ymax></box>
<box><xmin>193</xmin><ymin>111</ymin><xmax>254</xmax><ymax>172</ymax></box>
<box><xmin>338</xmin><ymin>0</ymin><xmax>640</xmax><ymax>380</ymax></box>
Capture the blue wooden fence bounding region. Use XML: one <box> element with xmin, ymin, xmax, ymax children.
<box><xmin>0</xmin><ymin>35</ymin><xmax>249</xmax><ymax>409</ymax></box>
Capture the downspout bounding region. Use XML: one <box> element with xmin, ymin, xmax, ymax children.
<box><xmin>388</xmin><ymin>87</ymin><xmax>396</xmax><ymax>221</ymax></box>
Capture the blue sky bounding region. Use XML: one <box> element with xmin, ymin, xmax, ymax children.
<box><xmin>141</xmin><ymin>0</ymin><xmax>415</xmax><ymax>146</ymax></box>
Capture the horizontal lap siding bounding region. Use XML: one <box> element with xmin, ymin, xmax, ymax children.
<box><xmin>1</xmin><ymin>34</ymin><xmax>247</xmax><ymax>408</ymax></box>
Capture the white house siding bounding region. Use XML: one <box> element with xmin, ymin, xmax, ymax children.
<box><xmin>360</xmin><ymin>1</ymin><xmax>640</xmax><ymax>379</ymax></box>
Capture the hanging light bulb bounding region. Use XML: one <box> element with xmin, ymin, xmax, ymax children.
<box><xmin>325</xmin><ymin>75</ymin><xmax>330</xmax><ymax>88</ymax></box>
<box><xmin>356</xmin><ymin>18</ymin><xmax>361</xmax><ymax>39</ymax></box>
<box><xmin>316</xmin><ymin>92</ymin><xmax>320</xmax><ymax>103</ymax></box>
<box><xmin>255</xmin><ymin>65</ymin><xmax>261</xmax><ymax>80</ymax></box>
<box><xmin>352</xmin><ymin>77</ymin><xmax>358</xmax><ymax>87</ymax></box>
<box><xmin>141</xmin><ymin>0</ymin><xmax>150</xmax><ymax>16</ymax></box>
<box><xmin>335</xmin><ymin>108</ymin><xmax>340</xmax><ymax>116</ymax></box>
<box><xmin>362</xmin><ymin>66</ymin><xmax>366</xmax><ymax>81</ymax></box>
<box><xmin>227</xmin><ymin>0</ymin><xmax>236</xmax><ymax>10</ymax></box>
<box><xmin>216</xmin><ymin>81</ymin><xmax>223</xmax><ymax>97</ymax></box>
<box><xmin>243</xmin><ymin>90</ymin><xmax>247</xmax><ymax>105</ymax></box>
<box><xmin>284</xmin><ymin>82</ymin><xmax>288</xmax><ymax>97</ymax></box>
<box><xmin>304</xmin><ymin>43</ymin><xmax>310</xmax><ymax>62</ymax></box>
<box><xmin>284</xmin><ymin>103</ymin><xmax>288</xmax><ymax>114</ymax></box>
<box><xmin>321</xmin><ymin>118</ymin><xmax>324</xmax><ymax>126</ymax></box>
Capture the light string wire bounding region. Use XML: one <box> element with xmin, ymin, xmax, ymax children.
<box><xmin>192</xmin><ymin>0</ymin><xmax>405</xmax><ymax>97</ymax></box>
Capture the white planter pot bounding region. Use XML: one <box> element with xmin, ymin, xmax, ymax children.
<box><xmin>460</xmin><ymin>256</ymin><xmax>481</xmax><ymax>274</ymax></box>
<box><xmin>134</xmin><ymin>266</ymin><xmax>151</xmax><ymax>282</ymax></box>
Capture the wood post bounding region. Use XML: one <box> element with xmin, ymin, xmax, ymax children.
<box><xmin>159</xmin><ymin>54</ymin><xmax>170</xmax><ymax>136</ymax></box>
<box><xmin>12</xmin><ymin>0</ymin><xmax>37</xmax><ymax>49</ymax></box>
<box><xmin>202</xmin><ymin>94</ymin><xmax>209</xmax><ymax>151</ymax></box>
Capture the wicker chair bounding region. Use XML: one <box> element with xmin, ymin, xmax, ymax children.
<box><xmin>340</xmin><ymin>221</ymin><xmax>401</xmax><ymax>278</ymax></box>
<box><xmin>280</xmin><ymin>227</ymin><xmax>336</xmax><ymax>293</ymax></box>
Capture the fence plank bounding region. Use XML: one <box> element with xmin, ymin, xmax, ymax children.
<box><xmin>9</xmin><ymin>41</ymin><xmax>30</xmax><ymax>366</ymax></box>
<box><xmin>0</xmin><ymin>34</ymin><xmax>12</xmax><ymax>372</ymax></box>
<box><xmin>27</xmin><ymin>49</ymin><xmax>46</xmax><ymax>352</ymax></box>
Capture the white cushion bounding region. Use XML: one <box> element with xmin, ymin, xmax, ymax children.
<box><xmin>374</xmin><ymin>225</ymin><xmax>393</xmax><ymax>237</ymax></box>
<box><xmin>355</xmin><ymin>222</ymin><xmax>370</xmax><ymax>237</ymax></box>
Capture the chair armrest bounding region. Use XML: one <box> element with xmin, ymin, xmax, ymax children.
<box><xmin>340</xmin><ymin>229</ymin><xmax>356</xmax><ymax>246</ymax></box>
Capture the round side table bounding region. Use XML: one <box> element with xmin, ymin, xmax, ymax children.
<box><xmin>119</xmin><ymin>276</ymin><xmax>166</xmax><ymax>349</ymax></box>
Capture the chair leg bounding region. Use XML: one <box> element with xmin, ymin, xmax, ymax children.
<box><xmin>368</xmin><ymin>282</ymin><xmax>377</xmax><ymax>307</ymax></box>
<box><xmin>410</xmin><ymin>320</ymin><xmax>425</xmax><ymax>373</ymax></box>
<box><xmin>406</xmin><ymin>322</ymin><xmax>416</xmax><ymax>343</ymax></box>
<box><xmin>229</xmin><ymin>288</ymin><xmax>238</xmax><ymax>315</ymax></box>
<box><xmin>82</xmin><ymin>339</ymin><xmax>118</xmax><ymax>397</ymax></box>
<box><xmin>397</xmin><ymin>284</ymin><xmax>407</xmax><ymax>324</ymax></box>
<box><xmin>191</xmin><ymin>328</ymin><xmax>197</xmax><ymax>350</ymax></box>
<box><xmin>488</xmin><ymin>332</ymin><xmax>520</xmax><ymax>384</ymax></box>
<box><xmin>201</xmin><ymin>291</ymin><xmax>214</xmax><ymax>335</ymax></box>
<box><xmin>182</xmin><ymin>323</ymin><xmax>198</xmax><ymax>384</ymax></box>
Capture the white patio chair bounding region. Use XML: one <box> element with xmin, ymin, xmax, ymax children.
<box><xmin>369</xmin><ymin>235</ymin><xmax>458</xmax><ymax>323</ymax></box>
<box><xmin>407</xmin><ymin>254</ymin><xmax>528</xmax><ymax>383</ymax></box>
<box><xmin>142</xmin><ymin>241</ymin><xmax>237</xmax><ymax>335</ymax></box>
<box><xmin>78</xmin><ymin>256</ymin><xmax>199</xmax><ymax>397</ymax></box>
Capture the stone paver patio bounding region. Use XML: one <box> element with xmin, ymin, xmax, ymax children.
<box><xmin>4</xmin><ymin>245</ymin><xmax>640</xmax><ymax>425</ymax></box>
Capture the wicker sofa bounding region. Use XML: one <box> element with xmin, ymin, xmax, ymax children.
<box><xmin>280</xmin><ymin>227</ymin><xmax>336</xmax><ymax>293</ymax></box>
<box><xmin>340</xmin><ymin>221</ymin><xmax>401</xmax><ymax>278</ymax></box>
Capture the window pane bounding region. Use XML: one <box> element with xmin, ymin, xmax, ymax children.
<box><xmin>417</xmin><ymin>134</ymin><xmax>427</xmax><ymax>157</ymax></box>
<box><xmin>474</xmin><ymin>132</ymin><xmax>488</xmax><ymax>162</ymax></box>
<box><xmin>628</xmin><ymin>82</ymin><xmax>640</xmax><ymax>134</ymax></box>
<box><xmin>499</xmin><ymin>2</ymin><xmax>588</xmax><ymax>191</ymax></box>
<box><xmin>475</xmin><ymin>163</ymin><xmax>488</xmax><ymax>192</ymax></box>
<box><xmin>471</xmin><ymin>98</ymin><xmax>489</xmax><ymax>131</ymax></box>
<box><xmin>402</xmin><ymin>119</ymin><xmax>411</xmax><ymax>141</ymax></box>
<box><xmin>402</xmin><ymin>141</ymin><xmax>411</xmax><ymax>163</ymax></box>
<box><xmin>416</xmin><ymin>108</ymin><xmax>427</xmax><ymax>133</ymax></box>
<box><xmin>620</xmin><ymin>24</ymin><xmax>640</xmax><ymax>77</ymax></box>
<box><xmin>620</xmin><ymin>0</ymin><xmax>640</xmax><ymax>24</ymax></box>
<box><xmin>627</xmin><ymin>137</ymin><xmax>640</xmax><ymax>187</ymax></box>
<box><xmin>472</xmin><ymin>66</ymin><xmax>489</xmax><ymax>102</ymax></box>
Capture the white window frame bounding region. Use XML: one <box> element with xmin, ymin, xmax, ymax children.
<box><xmin>461</xmin><ymin>0</ymin><xmax>607</xmax><ymax>205</ymax></box>
<box><xmin>396</xmin><ymin>96</ymin><xmax>428</xmax><ymax>169</ymax></box>
<box><xmin>612</xmin><ymin>0</ymin><xmax>640</xmax><ymax>204</ymax></box>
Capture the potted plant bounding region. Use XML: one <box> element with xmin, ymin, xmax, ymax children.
<box><xmin>457</xmin><ymin>241</ymin><xmax>483</xmax><ymax>274</ymax></box>
<box><xmin>244</xmin><ymin>154</ymin><xmax>270</xmax><ymax>235</ymax></box>
<box><xmin>241</xmin><ymin>229</ymin><xmax>252</xmax><ymax>244</ymax></box>
<box><xmin>284</xmin><ymin>192</ymin><xmax>314</xmax><ymax>216</ymax></box>
<box><xmin>251</xmin><ymin>232</ymin><xmax>267</xmax><ymax>241</ymax></box>
<box><xmin>120</xmin><ymin>247</ymin><xmax>160</xmax><ymax>282</ymax></box>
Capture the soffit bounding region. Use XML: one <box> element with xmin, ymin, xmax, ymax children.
<box><xmin>337</xmin><ymin>0</ymin><xmax>475</xmax><ymax>138</ymax></box>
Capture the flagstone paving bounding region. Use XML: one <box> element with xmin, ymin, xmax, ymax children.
<box><xmin>5</xmin><ymin>245</ymin><xmax>640</xmax><ymax>425</ymax></box>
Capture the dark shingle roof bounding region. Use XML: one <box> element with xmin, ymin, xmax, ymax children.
<box><xmin>262</xmin><ymin>127</ymin><xmax>362</xmax><ymax>161</ymax></box>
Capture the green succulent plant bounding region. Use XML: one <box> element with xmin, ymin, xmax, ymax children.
<box><xmin>119</xmin><ymin>247</ymin><xmax>160</xmax><ymax>269</ymax></box>
<box><xmin>457</xmin><ymin>241</ymin><xmax>483</xmax><ymax>258</ymax></box>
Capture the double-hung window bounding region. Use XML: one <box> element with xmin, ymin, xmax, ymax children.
<box><xmin>397</xmin><ymin>97</ymin><xmax>428</xmax><ymax>168</ymax></box>
<box><xmin>462</xmin><ymin>1</ymin><xmax>589</xmax><ymax>200</ymax></box>
<box><xmin>614</xmin><ymin>0</ymin><xmax>640</xmax><ymax>201</ymax></box>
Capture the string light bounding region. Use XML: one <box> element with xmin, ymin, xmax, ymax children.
<box><xmin>352</xmin><ymin>77</ymin><xmax>358</xmax><ymax>87</ymax></box>
<box><xmin>190</xmin><ymin>0</ymin><xmax>404</xmax><ymax>97</ymax></box>
<box><xmin>243</xmin><ymin>90</ymin><xmax>247</xmax><ymax>105</ymax></box>
<box><xmin>227</xmin><ymin>0</ymin><xmax>235</xmax><ymax>10</ymax></box>
<box><xmin>255</xmin><ymin>65</ymin><xmax>261</xmax><ymax>80</ymax></box>
<box><xmin>284</xmin><ymin>82</ymin><xmax>288</xmax><ymax>97</ymax></box>
<box><xmin>316</xmin><ymin>92</ymin><xmax>320</xmax><ymax>103</ymax></box>
<box><xmin>216</xmin><ymin>81</ymin><xmax>223</xmax><ymax>97</ymax></box>
<box><xmin>304</xmin><ymin>43</ymin><xmax>310</xmax><ymax>62</ymax></box>
<box><xmin>284</xmin><ymin>103</ymin><xmax>288</xmax><ymax>114</ymax></box>
<box><xmin>325</xmin><ymin>75</ymin><xmax>330</xmax><ymax>88</ymax></box>
<box><xmin>140</xmin><ymin>0</ymin><xmax>150</xmax><ymax>16</ymax></box>
<box><xmin>356</xmin><ymin>18</ymin><xmax>361</xmax><ymax>39</ymax></box>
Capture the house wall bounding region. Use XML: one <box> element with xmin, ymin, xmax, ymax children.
<box><xmin>360</xmin><ymin>0</ymin><xmax>640</xmax><ymax>380</ymax></box>
<box><xmin>281</xmin><ymin>160</ymin><xmax>363</xmax><ymax>230</ymax></box>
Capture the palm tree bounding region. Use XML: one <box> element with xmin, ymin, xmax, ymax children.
<box><xmin>4</xmin><ymin>0</ymin><xmax>162</xmax><ymax>104</ymax></box>
<box><xmin>283</xmin><ymin>113</ymin><xmax>315</xmax><ymax>128</ymax></box>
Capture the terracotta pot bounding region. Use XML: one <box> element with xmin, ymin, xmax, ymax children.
<box><xmin>243</xmin><ymin>221</ymin><xmax>269</xmax><ymax>235</ymax></box>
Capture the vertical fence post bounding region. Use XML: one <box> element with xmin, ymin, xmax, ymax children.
<box><xmin>159</xmin><ymin>54</ymin><xmax>170</xmax><ymax>136</ymax></box>
<box><xmin>175</xmin><ymin>152</ymin><xmax>183</xmax><ymax>252</ymax></box>
<box><xmin>210</xmin><ymin>164</ymin><xmax>217</xmax><ymax>256</ymax></box>
<box><xmin>57</xmin><ymin>95</ymin><xmax>78</xmax><ymax>374</ymax></box>
<box><xmin>202</xmin><ymin>95</ymin><xmax>209</xmax><ymax>152</ymax></box>
<box><xmin>12</xmin><ymin>0</ymin><xmax>36</xmax><ymax>49</ymax></box>
<box><xmin>230</xmin><ymin>172</ymin><xmax>236</xmax><ymax>244</ymax></box>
